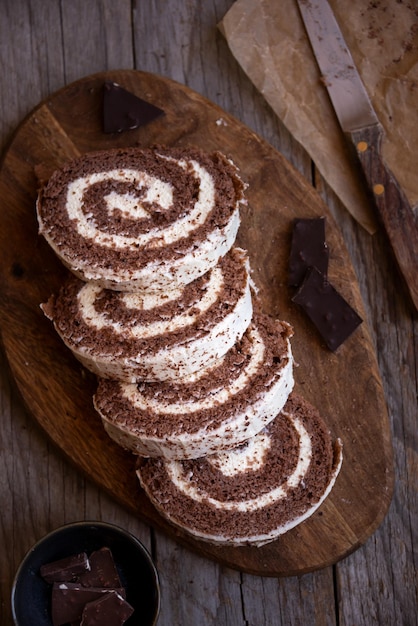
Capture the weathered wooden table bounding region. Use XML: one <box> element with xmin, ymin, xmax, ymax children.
<box><xmin>0</xmin><ymin>1</ymin><xmax>416</xmax><ymax>625</ymax></box>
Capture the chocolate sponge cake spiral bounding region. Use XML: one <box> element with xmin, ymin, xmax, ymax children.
<box><xmin>136</xmin><ymin>393</ymin><xmax>343</xmax><ymax>546</ymax></box>
<box><xmin>94</xmin><ymin>311</ymin><xmax>294</xmax><ymax>459</ymax></box>
<box><xmin>36</xmin><ymin>146</ymin><xmax>245</xmax><ymax>292</ymax></box>
<box><xmin>42</xmin><ymin>247</ymin><xmax>253</xmax><ymax>383</ymax></box>
<box><xmin>37</xmin><ymin>141</ymin><xmax>342</xmax><ymax>545</ymax></box>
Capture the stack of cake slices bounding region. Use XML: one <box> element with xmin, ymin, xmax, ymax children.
<box><xmin>38</xmin><ymin>145</ymin><xmax>342</xmax><ymax>547</ymax></box>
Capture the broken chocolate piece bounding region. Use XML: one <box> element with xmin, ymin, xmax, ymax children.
<box><xmin>80</xmin><ymin>590</ymin><xmax>134</xmax><ymax>626</ymax></box>
<box><xmin>40</xmin><ymin>552</ymin><xmax>90</xmax><ymax>583</ymax></box>
<box><xmin>77</xmin><ymin>547</ymin><xmax>122</xmax><ymax>589</ymax></box>
<box><xmin>51</xmin><ymin>583</ymin><xmax>126</xmax><ymax>626</ymax></box>
<box><xmin>103</xmin><ymin>81</ymin><xmax>164</xmax><ymax>133</ymax></box>
<box><xmin>292</xmin><ymin>266</ymin><xmax>362</xmax><ymax>351</ymax></box>
<box><xmin>289</xmin><ymin>217</ymin><xmax>329</xmax><ymax>287</ymax></box>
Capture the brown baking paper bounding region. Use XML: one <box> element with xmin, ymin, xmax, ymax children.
<box><xmin>220</xmin><ymin>0</ymin><xmax>418</xmax><ymax>233</ymax></box>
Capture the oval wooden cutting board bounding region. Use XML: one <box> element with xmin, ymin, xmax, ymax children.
<box><xmin>0</xmin><ymin>70</ymin><xmax>393</xmax><ymax>576</ymax></box>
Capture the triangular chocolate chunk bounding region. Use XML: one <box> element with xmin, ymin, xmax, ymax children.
<box><xmin>103</xmin><ymin>81</ymin><xmax>164</xmax><ymax>133</ymax></box>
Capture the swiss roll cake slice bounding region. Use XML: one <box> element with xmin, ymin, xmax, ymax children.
<box><xmin>136</xmin><ymin>393</ymin><xmax>343</xmax><ymax>546</ymax></box>
<box><xmin>41</xmin><ymin>247</ymin><xmax>253</xmax><ymax>383</ymax></box>
<box><xmin>94</xmin><ymin>311</ymin><xmax>294</xmax><ymax>459</ymax></box>
<box><xmin>36</xmin><ymin>145</ymin><xmax>246</xmax><ymax>292</ymax></box>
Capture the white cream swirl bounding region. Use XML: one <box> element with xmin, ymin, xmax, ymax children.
<box><xmin>122</xmin><ymin>325</ymin><xmax>265</xmax><ymax>414</ymax></box>
<box><xmin>77</xmin><ymin>265</ymin><xmax>224</xmax><ymax>340</ymax></box>
<box><xmin>37</xmin><ymin>148</ymin><xmax>245</xmax><ymax>291</ymax></box>
<box><xmin>66</xmin><ymin>158</ymin><xmax>215</xmax><ymax>249</ymax></box>
<box><xmin>164</xmin><ymin>414</ymin><xmax>312</xmax><ymax>512</ymax></box>
<box><xmin>207</xmin><ymin>431</ymin><xmax>272</xmax><ymax>476</ymax></box>
<box><xmin>61</xmin><ymin>248</ymin><xmax>252</xmax><ymax>382</ymax></box>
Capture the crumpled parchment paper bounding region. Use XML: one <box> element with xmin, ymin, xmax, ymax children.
<box><xmin>219</xmin><ymin>0</ymin><xmax>418</xmax><ymax>233</ymax></box>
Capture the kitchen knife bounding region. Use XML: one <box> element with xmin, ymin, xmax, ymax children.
<box><xmin>296</xmin><ymin>0</ymin><xmax>418</xmax><ymax>311</ymax></box>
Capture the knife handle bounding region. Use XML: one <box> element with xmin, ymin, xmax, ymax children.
<box><xmin>349</xmin><ymin>124</ymin><xmax>418</xmax><ymax>312</ymax></box>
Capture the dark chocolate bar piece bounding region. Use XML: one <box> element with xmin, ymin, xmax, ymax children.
<box><xmin>40</xmin><ymin>552</ymin><xmax>90</xmax><ymax>583</ymax></box>
<box><xmin>292</xmin><ymin>266</ymin><xmax>362</xmax><ymax>351</ymax></box>
<box><xmin>289</xmin><ymin>217</ymin><xmax>329</xmax><ymax>287</ymax></box>
<box><xmin>51</xmin><ymin>583</ymin><xmax>126</xmax><ymax>626</ymax></box>
<box><xmin>103</xmin><ymin>81</ymin><xmax>164</xmax><ymax>133</ymax></box>
<box><xmin>77</xmin><ymin>547</ymin><xmax>122</xmax><ymax>589</ymax></box>
<box><xmin>80</xmin><ymin>590</ymin><xmax>134</xmax><ymax>626</ymax></box>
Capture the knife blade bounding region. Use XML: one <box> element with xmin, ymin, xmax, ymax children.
<box><xmin>296</xmin><ymin>0</ymin><xmax>418</xmax><ymax>311</ymax></box>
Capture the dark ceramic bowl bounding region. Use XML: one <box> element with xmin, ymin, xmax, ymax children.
<box><xmin>11</xmin><ymin>521</ymin><xmax>160</xmax><ymax>626</ymax></box>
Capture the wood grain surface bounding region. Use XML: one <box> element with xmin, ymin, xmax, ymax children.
<box><xmin>0</xmin><ymin>70</ymin><xmax>393</xmax><ymax>576</ymax></box>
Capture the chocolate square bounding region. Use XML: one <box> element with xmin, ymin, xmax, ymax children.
<box><xmin>292</xmin><ymin>266</ymin><xmax>362</xmax><ymax>351</ymax></box>
<box><xmin>80</xmin><ymin>590</ymin><xmax>134</xmax><ymax>626</ymax></box>
<box><xmin>51</xmin><ymin>583</ymin><xmax>125</xmax><ymax>625</ymax></box>
<box><xmin>40</xmin><ymin>552</ymin><xmax>90</xmax><ymax>583</ymax></box>
<box><xmin>77</xmin><ymin>547</ymin><xmax>122</xmax><ymax>589</ymax></box>
<box><xmin>289</xmin><ymin>217</ymin><xmax>329</xmax><ymax>287</ymax></box>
